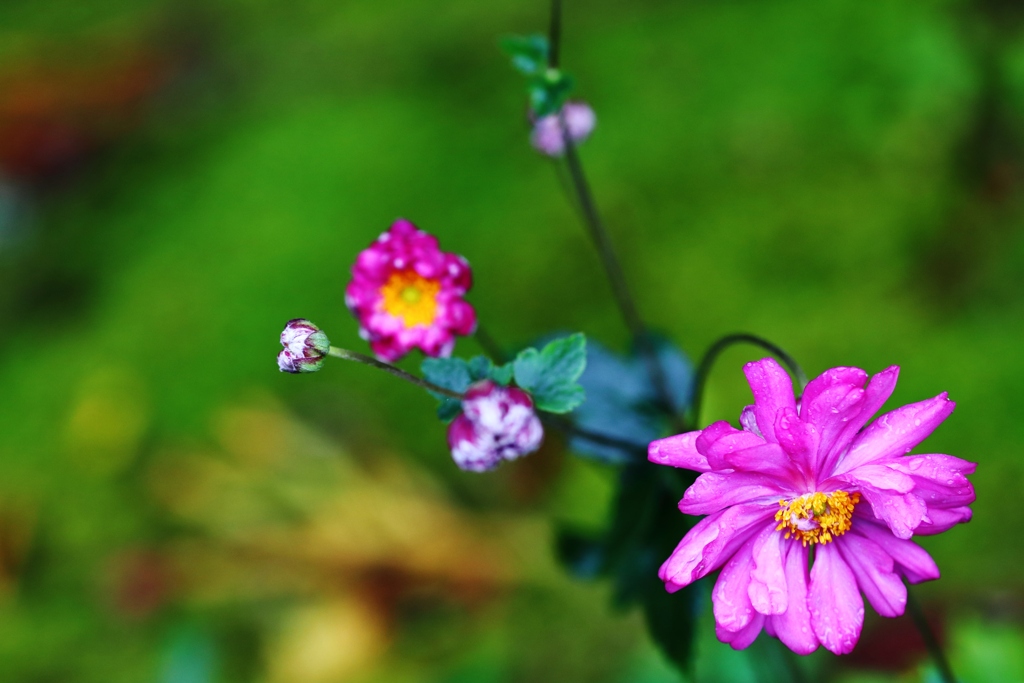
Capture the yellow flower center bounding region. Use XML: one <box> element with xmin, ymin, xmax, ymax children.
<box><xmin>775</xmin><ymin>491</ymin><xmax>861</xmax><ymax>546</ymax></box>
<box><xmin>380</xmin><ymin>270</ymin><xmax>441</xmax><ymax>327</ymax></box>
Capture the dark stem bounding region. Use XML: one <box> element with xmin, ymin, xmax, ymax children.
<box><xmin>690</xmin><ymin>333</ymin><xmax>808</xmax><ymax>428</ymax></box>
<box><xmin>547</xmin><ymin>0</ymin><xmax>681</xmax><ymax>431</ymax></box>
<box><xmin>327</xmin><ymin>347</ymin><xmax>464</xmax><ymax>399</ymax></box>
<box><xmin>906</xmin><ymin>587</ymin><xmax>958</xmax><ymax>683</ymax></box>
<box><xmin>474</xmin><ymin>325</ymin><xmax>508</xmax><ymax>363</ymax></box>
<box><xmin>548</xmin><ymin>0</ymin><xmax>562</xmax><ymax>68</ymax></box>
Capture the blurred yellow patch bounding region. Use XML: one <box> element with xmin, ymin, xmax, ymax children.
<box><xmin>63</xmin><ymin>367</ymin><xmax>149</xmax><ymax>476</ymax></box>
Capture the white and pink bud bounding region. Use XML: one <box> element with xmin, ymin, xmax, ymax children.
<box><xmin>530</xmin><ymin>101</ymin><xmax>596</xmax><ymax>157</ymax></box>
<box><xmin>447</xmin><ymin>380</ymin><xmax>544</xmax><ymax>472</ymax></box>
<box><xmin>278</xmin><ymin>319</ymin><xmax>330</xmax><ymax>373</ymax></box>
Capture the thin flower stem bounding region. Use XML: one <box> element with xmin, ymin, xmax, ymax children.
<box><xmin>474</xmin><ymin>325</ymin><xmax>508</xmax><ymax>363</ymax></box>
<box><xmin>907</xmin><ymin>587</ymin><xmax>958</xmax><ymax>683</ymax></box>
<box><xmin>548</xmin><ymin>0</ymin><xmax>562</xmax><ymax>68</ymax></box>
<box><xmin>327</xmin><ymin>347</ymin><xmax>465</xmax><ymax>399</ymax></box>
<box><xmin>690</xmin><ymin>333</ymin><xmax>808</xmax><ymax>428</ymax></box>
<box><xmin>548</xmin><ymin>0</ymin><xmax>681</xmax><ymax>430</ymax></box>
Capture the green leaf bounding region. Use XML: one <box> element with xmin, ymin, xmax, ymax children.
<box><xmin>489</xmin><ymin>362</ymin><xmax>514</xmax><ymax>386</ymax></box>
<box><xmin>513</xmin><ymin>333</ymin><xmax>587</xmax><ymax>413</ymax></box>
<box><xmin>500</xmin><ymin>34</ymin><xmax>549</xmax><ymax>75</ymax></box>
<box><xmin>466</xmin><ymin>355</ymin><xmax>514</xmax><ymax>385</ymax></box>
<box><xmin>421</xmin><ymin>357</ymin><xmax>473</xmax><ymax>421</ymax></box>
<box><xmin>467</xmin><ymin>355</ymin><xmax>493</xmax><ymax>381</ymax></box>
<box><xmin>528</xmin><ymin>70</ymin><xmax>575</xmax><ymax>118</ymax></box>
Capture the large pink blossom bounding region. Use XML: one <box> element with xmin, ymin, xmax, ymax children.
<box><xmin>649</xmin><ymin>358</ymin><xmax>975</xmax><ymax>655</ymax></box>
<box><xmin>345</xmin><ymin>219</ymin><xmax>476</xmax><ymax>362</ymax></box>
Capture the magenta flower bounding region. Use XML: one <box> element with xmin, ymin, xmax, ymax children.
<box><xmin>345</xmin><ymin>219</ymin><xmax>476</xmax><ymax>362</ymax></box>
<box><xmin>531</xmin><ymin>101</ymin><xmax>596</xmax><ymax>157</ymax></box>
<box><xmin>649</xmin><ymin>358</ymin><xmax>975</xmax><ymax>655</ymax></box>
<box><xmin>448</xmin><ymin>380</ymin><xmax>544</xmax><ymax>472</ymax></box>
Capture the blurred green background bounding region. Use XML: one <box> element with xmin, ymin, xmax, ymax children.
<box><xmin>1</xmin><ymin>0</ymin><xmax>1022</xmax><ymax>681</ymax></box>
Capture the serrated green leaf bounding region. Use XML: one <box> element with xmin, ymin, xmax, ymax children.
<box><xmin>534</xmin><ymin>383</ymin><xmax>585</xmax><ymax>414</ymax></box>
<box><xmin>500</xmin><ymin>34</ymin><xmax>549</xmax><ymax>75</ymax></box>
<box><xmin>513</xmin><ymin>333</ymin><xmax>587</xmax><ymax>411</ymax></box>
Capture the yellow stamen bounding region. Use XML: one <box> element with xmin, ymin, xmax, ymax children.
<box><xmin>775</xmin><ymin>491</ymin><xmax>861</xmax><ymax>547</ymax></box>
<box><xmin>380</xmin><ymin>270</ymin><xmax>441</xmax><ymax>327</ymax></box>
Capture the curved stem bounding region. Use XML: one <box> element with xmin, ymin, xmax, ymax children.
<box><xmin>907</xmin><ymin>587</ymin><xmax>958</xmax><ymax>683</ymax></box>
<box><xmin>690</xmin><ymin>333</ymin><xmax>808</xmax><ymax>428</ymax></box>
<box><xmin>327</xmin><ymin>347</ymin><xmax>465</xmax><ymax>399</ymax></box>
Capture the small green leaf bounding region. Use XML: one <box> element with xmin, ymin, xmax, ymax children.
<box><xmin>528</xmin><ymin>70</ymin><xmax>575</xmax><ymax>117</ymax></box>
<box><xmin>490</xmin><ymin>362</ymin><xmax>514</xmax><ymax>386</ymax></box>
<box><xmin>500</xmin><ymin>34</ymin><xmax>549</xmax><ymax>75</ymax></box>
<box><xmin>513</xmin><ymin>333</ymin><xmax>587</xmax><ymax>413</ymax></box>
<box><xmin>467</xmin><ymin>355</ymin><xmax>493</xmax><ymax>381</ymax></box>
<box><xmin>421</xmin><ymin>357</ymin><xmax>473</xmax><ymax>421</ymax></box>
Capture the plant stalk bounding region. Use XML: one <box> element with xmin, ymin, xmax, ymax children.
<box><xmin>690</xmin><ymin>333</ymin><xmax>808</xmax><ymax>428</ymax></box>
<box><xmin>906</xmin><ymin>587</ymin><xmax>958</xmax><ymax>683</ymax></box>
<box><xmin>327</xmin><ymin>347</ymin><xmax>465</xmax><ymax>399</ymax></box>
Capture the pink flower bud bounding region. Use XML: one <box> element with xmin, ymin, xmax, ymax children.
<box><xmin>447</xmin><ymin>380</ymin><xmax>544</xmax><ymax>472</ymax></box>
<box><xmin>278</xmin><ymin>319</ymin><xmax>330</xmax><ymax>373</ymax></box>
<box><xmin>530</xmin><ymin>101</ymin><xmax>596</xmax><ymax>157</ymax></box>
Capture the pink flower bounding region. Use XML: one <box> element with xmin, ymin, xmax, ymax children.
<box><xmin>649</xmin><ymin>359</ymin><xmax>975</xmax><ymax>655</ymax></box>
<box><xmin>278</xmin><ymin>319</ymin><xmax>330</xmax><ymax>373</ymax></box>
<box><xmin>447</xmin><ymin>380</ymin><xmax>544</xmax><ymax>472</ymax></box>
<box><xmin>531</xmin><ymin>101</ymin><xmax>596</xmax><ymax>157</ymax></box>
<box><xmin>345</xmin><ymin>219</ymin><xmax>476</xmax><ymax>362</ymax></box>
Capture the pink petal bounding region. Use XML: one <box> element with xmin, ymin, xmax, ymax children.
<box><xmin>800</xmin><ymin>367</ymin><xmax>868</xmax><ymax>468</ymax></box>
<box><xmin>713</xmin><ymin>541</ymin><xmax>757</xmax><ymax>632</ymax></box>
<box><xmin>659</xmin><ymin>505</ymin><xmax>776</xmax><ymax>592</ymax></box>
<box><xmin>858</xmin><ymin>486</ymin><xmax>927</xmax><ymax>539</ymax></box>
<box><xmin>743</xmin><ymin>358</ymin><xmax>797</xmax><ymax>444</ymax></box>
<box><xmin>834</xmin><ymin>463</ymin><xmax>916</xmax><ymax>494</ymax></box>
<box><xmin>767</xmin><ymin>543</ymin><xmax>819</xmax><ymax>655</ymax></box>
<box><xmin>837</xmin><ymin>533</ymin><xmax>906</xmax><ymax>618</ymax></box>
<box><xmin>887</xmin><ymin>454</ymin><xmax>976</xmax><ymax>507</ymax></box>
<box><xmin>749</xmin><ymin>526</ymin><xmax>789</xmax><ymax>615</ymax></box>
<box><xmin>722</xmin><ymin>441</ymin><xmax>800</xmax><ymax>481</ymax></box>
<box><xmin>825</xmin><ymin>366</ymin><xmax>900</xmax><ymax>471</ymax></box>
<box><xmin>740</xmin><ymin>405</ymin><xmax>763</xmax><ymax>437</ymax></box>
<box><xmin>679</xmin><ymin>472</ymin><xmax>787</xmax><ymax>516</ymax></box>
<box><xmin>852</xmin><ymin>520</ymin><xmax>940</xmax><ymax>583</ymax></box>
<box><xmin>774</xmin><ymin>407</ymin><xmax>820</xmax><ymax>478</ymax></box>
<box><xmin>809</xmin><ymin>543</ymin><xmax>864</xmax><ymax>655</ymax></box>
<box><xmin>837</xmin><ymin>393</ymin><xmax>956</xmax><ymax>474</ymax></box>
<box><xmin>716</xmin><ymin>613</ymin><xmax>765</xmax><ymax>650</ymax></box>
<box><xmin>649</xmin><ymin>432</ymin><xmax>709</xmax><ymax>472</ymax></box>
<box><xmin>698</xmin><ymin>422</ymin><xmax>765</xmax><ymax>470</ymax></box>
<box><xmin>915</xmin><ymin>506</ymin><xmax>973</xmax><ymax>535</ymax></box>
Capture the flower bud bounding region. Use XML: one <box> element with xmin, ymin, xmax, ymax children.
<box><xmin>278</xmin><ymin>319</ymin><xmax>330</xmax><ymax>373</ymax></box>
<box><xmin>447</xmin><ymin>380</ymin><xmax>544</xmax><ymax>472</ymax></box>
<box><xmin>530</xmin><ymin>101</ymin><xmax>596</xmax><ymax>157</ymax></box>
